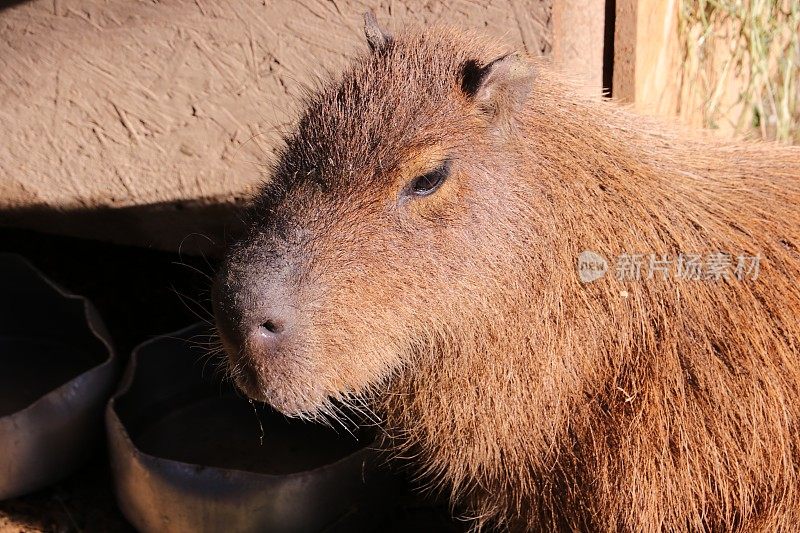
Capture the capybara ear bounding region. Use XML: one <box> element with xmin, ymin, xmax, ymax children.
<box><xmin>364</xmin><ymin>11</ymin><xmax>392</xmax><ymax>52</ymax></box>
<box><xmin>461</xmin><ymin>53</ymin><xmax>535</xmax><ymax>120</ymax></box>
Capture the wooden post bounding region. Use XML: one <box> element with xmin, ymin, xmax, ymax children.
<box><xmin>613</xmin><ymin>0</ymin><xmax>681</xmax><ymax>116</ymax></box>
<box><xmin>553</xmin><ymin>0</ymin><xmax>607</xmax><ymax>94</ymax></box>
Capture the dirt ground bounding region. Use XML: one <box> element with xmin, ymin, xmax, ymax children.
<box><xmin>0</xmin><ymin>458</ymin><xmax>133</xmax><ymax>533</ymax></box>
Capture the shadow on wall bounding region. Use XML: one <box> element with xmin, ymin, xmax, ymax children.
<box><xmin>0</xmin><ymin>0</ymin><xmax>30</xmax><ymax>12</ymax></box>
<box><xmin>0</xmin><ymin>201</ymin><xmax>246</xmax><ymax>258</ymax></box>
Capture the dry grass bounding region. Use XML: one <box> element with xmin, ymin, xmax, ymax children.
<box><xmin>678</xmin><ymin>0</ymin><xmax>800</xmax><ymax>143</ymax></box>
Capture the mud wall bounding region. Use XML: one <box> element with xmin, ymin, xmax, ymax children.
<box><xmin>0</xmin><ymin>0</ymin><xmax>558</xmax><ymax>251</ymax></box>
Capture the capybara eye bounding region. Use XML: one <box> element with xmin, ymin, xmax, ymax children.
<box><xmin>409</xmin><ymin>160</ymin><xmax>451</xmax><ymax>197</ymax></box>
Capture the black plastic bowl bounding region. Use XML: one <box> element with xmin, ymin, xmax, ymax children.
<box><xmin>107</xmin><ymin>323</ymin><xmax>399</xmax><ymax>533</ymax></box>
<box><xmin>0</xmin><ymin>253</ymin><xmax>116</xmax><ymax>499</ymax></box>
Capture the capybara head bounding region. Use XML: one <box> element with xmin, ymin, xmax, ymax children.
<box><xmin>214</xmin><ymin>13</ymin><xmax>800</xmax><ymax>531</ymax></box>
<box><xmin>213</xmin><ymin>17</ymin><xmax>538</xmax><ymax>417</ymax></box>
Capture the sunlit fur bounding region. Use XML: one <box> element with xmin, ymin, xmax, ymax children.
<box><xmin>215</xmin><ymin>23</ymin><xmax>800</xmax><ymax>531</ymax></box>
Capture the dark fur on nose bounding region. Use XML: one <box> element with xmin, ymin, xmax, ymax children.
<box><xmin>212</xmin><ymin>263</ymin><xmax>294</xmax><ymax>367</ymax></box>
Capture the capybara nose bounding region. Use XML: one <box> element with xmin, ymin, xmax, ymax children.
<box><xmin>211</xmin><ymin>267</ymin><xmax>296</xmax><ymax>363</ymax></box>
<box><xmin>249</xmin><ymin>317</ymin><xmax>287</xmax><ymax>352</ymax></box>
<box><xmin>214</xmin><ymin>299</ymin><xmax>294</xmax><ymax>367</ymax></box>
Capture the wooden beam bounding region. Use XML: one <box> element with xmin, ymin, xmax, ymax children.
<box><xmin>553</xmin><ymin>0</ymin><xmax>607</xmax><ymax>94</ymax></box>
<box><xmin>613</xmin><ymin>0</ymin><xmax>681</xmax><ymax>116</ymax></box>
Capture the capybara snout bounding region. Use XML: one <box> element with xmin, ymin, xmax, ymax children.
<box><xmin>213</xmin><ymin>239</ymin><xmax>305</xmax><ymax>406</ymax></box>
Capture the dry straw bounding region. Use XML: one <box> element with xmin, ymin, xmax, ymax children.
<box><xmin>678</xmin><ymin>0</ymin><xmax>800</xmax><ymax>143</ymax></box>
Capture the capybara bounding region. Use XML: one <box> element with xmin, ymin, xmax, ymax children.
<box><xmin>212</xmin><ymin>13</ymin><xmax>800</xmax><ymax>531</ymax></box>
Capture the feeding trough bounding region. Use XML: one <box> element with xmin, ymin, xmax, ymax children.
<box><xmin>107</xmin><ymin>323</ymin><xmax>401</xmax><ymax>533</ymax></box>
<box><xmin>0</xmin><ymin>253</ymin><xmax>116</xmax><ymax>500</ymax></box>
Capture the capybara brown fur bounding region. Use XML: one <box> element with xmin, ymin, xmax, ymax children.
<box><xmin>212</xmin><ymin>14</ymin><xmax>800</xmax><ymax>531</ymax></box>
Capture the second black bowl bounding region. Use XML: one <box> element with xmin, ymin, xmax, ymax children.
<box><xmin>107</xmin><ymin>323</ymin><xmax>400</xmax><ymax>533</ymax></box>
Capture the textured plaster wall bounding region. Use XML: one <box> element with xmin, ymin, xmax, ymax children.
<box><xmin>0</xmin><ymin>0</ymin><xmax>552</xmax><ymax>249</ymax></box>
